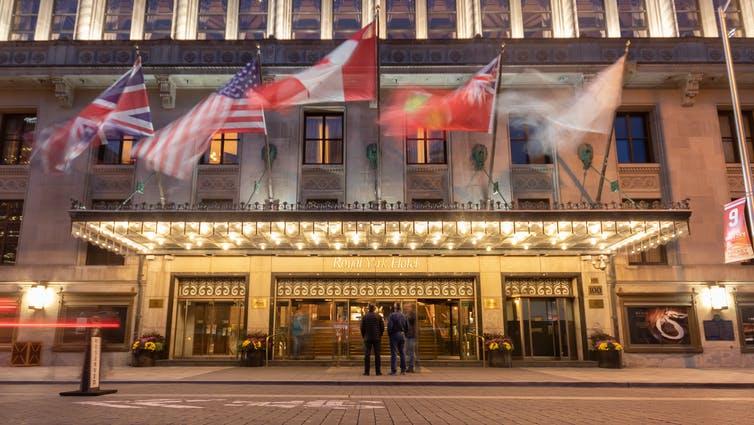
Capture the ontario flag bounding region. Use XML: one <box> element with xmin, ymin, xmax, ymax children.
<box><xmin>33</xmin><ymin>57</ymin><xmax>153</xmax><ymax>172</ymax></box>
<box><xmin>250</xmin><ymin>22</ymin><xmax>376</xmax><ymax>107</ymax></box>
<box><xmin>381</xmin><ymin>55</ymin><xmax>501</xmax><ymax>135</ymax></box>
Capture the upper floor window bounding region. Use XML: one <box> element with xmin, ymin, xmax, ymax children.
<box><xmin>521</xmin><ymin>0</ymin><xmax>552</xmax><ymax>38</ymax></box>
<box><xmin>713</xmin><ymin>0</ymin><xmax>744</xmax><ymax>38</ymax></box>
<box><xmin>674</xmin><ymin>0</ymin><xmax>702</xmax><ymax>37</ymax></box>
<box><xmin>201</xmin><ymin>132</ymin><xmax>238</xmax><ymax>164</ymax></box>
<box><xmin>480</xmin><ymin>0</ymin><xmax>511</xmax><ymax>38</ymax></box>
<box><xmin>332</xmin><ymin>0</ymin><xmax>361</xmax><ymax>39</ymax></box>
<box><xmin>86</xmin><ymin>243</ymin><xmax>125</xmax><ymax>266</ymax></box>
<box><xmin>0</xmin><ymin>200</ymin><xmax>23</xmax><ymax>265</ymax></box>
<box><xmin>406</xmin><ymin>129</ymin><xmax>446</xmax><ymax>164</ymax></box>
<box><xmin>51</xmin><ymin>0</ymin><xmax>79</xmax><ymax>40</ymax></box>
<box><xmin>719</xmin><ymin>110</ymin><xmax>754</xmax><ymax>164</ymax></box>
<box><xmin>509</xmin><ymin>118</ymin><xmax>551</xmax><ymax>164</ymax></box>
<box><xmin>97</xmin><ymin>135</ymin><xmax>134</xmax><ymax>165</ymax></box>
<box><xmin>291</xmin><ymin>0</ymin><xmax>321</xmax><ymax>40</ymax></box>
<box><xmin>386</xmin><ymin>0</ymin><xmax>416</xmax><ymax>39</ymax></box>
<box><xmin>10</xmin><ymin>0</ymin><xmax>40</xmax><ymax>41</ymax></box>
<box><xmin>103</xmin><ymin>0</ymin><xmax>133</xmax><ymax>40</ymax></box>
<box><xmin>427</xmin><ymin>0</ymin><xmax>457</xmax><ymax>39</ymax></box>
<box><xmin>615</xmin><ymin>112</ymin><xmax>654</xmax><ymax>163</ymax></box>
<box><xmin>617</xmin><ymin>0</ymin><xmax>648</xmax><ymax>37</ymax></box>
<box><xmin>239</xmin><ymin>0</ymin><xmax>268</xmax><ymax>40</ymax></box>
<box><xmin>0</xmin><ymin>114</ymin><xmax>35</xmax><ymax>165</ymax></box>
<box><xmin>303</xmin><ymin>113</ymin><xmax>344</xmax><ymax>164</ymax></box>
<box><xmin>576</xmin><ymin>0</ymin><xmax>607</xmax><ymax>38</ymax></box>
<box><xmin>144</xmin><ymin>0</ymin><xmax>174</xmax><ymax>40</ymax></box>
<box><xmin>198</xmin><ymin>0</ymin><xmax>227</xmax><ymax>40</ymax></box>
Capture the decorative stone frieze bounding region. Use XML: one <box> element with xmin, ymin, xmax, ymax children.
<box><xmin>511</xmin><ymin>165</ymin><xmax>553</xmax><ymax>192</ymax></box>
<box><xmin>276</xmin><ymin>277</ymin><xmax>476</xmax><ymax>299</ymax></box>
<box><xmin>406</xmin><ymin>164</ymin><xmax>449</xmax><ymax>202</ymax></box>
<box><xmin>617</xmin><ymin>164</ymin><xmax>662</xmax><ymax>196</ymax></box>
<box><xmin>0</xmin><ymin>165</ymin><xmax>29</xmax><ymax>197</ymax></box>
<box><xmin>504</xmin><ymin>277</ymin><xmax>573</xmax><ymax>297</ymax></box>
<box><xmin>178</xmin><ymin>276</ymin><xmax>247</xmax><ymax>299</ymax></box>
<box><xmin>196</xmin><ymin>166</ymin><xmax>240</xmax><ymax>201</ymax></box>
<box><xmin>90</xmin><ymin>165</ymin><xmax>135</xmax><ymax>199</ymax></box>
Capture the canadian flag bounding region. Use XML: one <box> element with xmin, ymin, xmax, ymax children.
<box><xmin>251</xmin><ymin>23</ymin><xmax>376</xmax><ymax>107</ymax></box>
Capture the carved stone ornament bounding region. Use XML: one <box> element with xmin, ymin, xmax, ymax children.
<box><xmin>155</xmin><ymin>74</ymin><xmax>176</xmax><ymax>109</ymax></box>
<box><xmin>276</xmin><ymin>278</ymin><xmax>475</xmax><ymax>299</ymax></box>
<box><xmin>51</xmin><ymin>77</ymin><xmax>73</xmax><ymax>108</ymax></box>
<box><xmin>504</xmin><ymin>278</ymin><xmax>573</xmax><ymax>297</ymax></box>
<box><xmin>681</xmin><ymin>72</ymin><xmax>703</xmax><ymax>107</ymax></box>
<box><xmin>178</xmin><ymin>277</ymin><xmax>247</xmax><ymax>299</ymax></box>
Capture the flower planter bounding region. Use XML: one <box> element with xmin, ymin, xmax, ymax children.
<box><xmin>241</xmin><ymin>350</ymin><xmax>265</xmax><ymax>367</ymax></box>
<box><xmin>133</xmin><ymin>353</ymin><xmax>156</xmax><ymax>367</ymax></box>
<box><xmin>597</xmin><ymin>350</ymin><xmax>622</xmax><ymax>369</ymax></box>
<box><xmin>487</xmin><ymin>350</ymin><xmax>513</xmax><ymax>368</ymax></box>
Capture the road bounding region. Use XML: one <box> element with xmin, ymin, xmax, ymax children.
<box><xmin>0</xmin><ymin>384</ymin><xmax>752</xmax><ymax>424</ymax></box>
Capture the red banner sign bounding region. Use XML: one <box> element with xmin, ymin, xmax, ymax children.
<box><xmin>724</xmin><ymin>198</ymin><xmax>754</xmax><ymax>263</ymax></box>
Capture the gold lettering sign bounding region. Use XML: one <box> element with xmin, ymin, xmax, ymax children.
<box><xmin>588</xmin><ymin>299</ymin><xmax>605</xmax><ymax>309</ymax></box>
<box><xmin>148</xmin><ymin>299</ymin><xmax>164</xmax><ymax>309</ymax></box>
<box><xmin>331</xmin><ymin>257</ymin><xmax>420</xmax><ymax>270</ymax></box>
<box><xmin>252</xmin><ymin>298</ymin><xmax>268</xmax><ymax>309</ymax></box>
<box><xmin>483</xmin><ymin>297</ymin><xmax>500</xmax><ymax>309</ymax></box>
<box><xmin>588</xmin><ymin>286</ymin><xmax>603</xmax><ymax>296</ymax></box>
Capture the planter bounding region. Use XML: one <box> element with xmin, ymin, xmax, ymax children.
<box><xmin>241</xmin><ymin>350</ymin><xmax>265</xmax><ymax>367</ymax></box>
<box><xmin>132</xmin><ymin>353</ymin><xmax>156</xmax><ymax>367</ymax></box>
<box><xmin>487</xmin><ymin>350</ymin><xmax>513</xmax><ymax>368</ymax></box>
<box><xmin>597</xmin><ymin>350</ymin><xmax>622</xmax><ymax>369</ymax></box>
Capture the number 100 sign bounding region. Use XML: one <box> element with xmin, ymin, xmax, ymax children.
<box><xmin>724</xmin><ymin>198</ymin><xmax>754</xmax><ymax>263</ymax></box>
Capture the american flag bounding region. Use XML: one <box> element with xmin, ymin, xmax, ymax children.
<box><xmin>33</xmin><ymin>57</ymin><xmax>153</xmax><ymax>172</ymax></box>
<box><xmin>132</xmin><ymin>59</ymin><xmax>266</xmax><ymax>179</ymax></box>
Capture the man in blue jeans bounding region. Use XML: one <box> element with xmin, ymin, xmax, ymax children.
<box><xmin>387</xmin><ymin>303</ymin><xmax>408</xmax><ymax>375</ymax></box>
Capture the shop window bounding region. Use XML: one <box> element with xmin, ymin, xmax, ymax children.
<box><xmin>56</xmin><ymin>296</ymin><xmax>133</xmax><ymax>351</ymax></box>
<box><xmin>10</xmin><ymin>0</ymin><xmax>39</xmax><ymax>41</ymax></box>
<box><xmin>239</xmin><ymin>0</ymin><xmax>268</xmax><ymax>39</ymax></box>
<box><xmin>303</xmin><ymin>113</ymin><xmax>344</xmax><ymax>165</ymax></box>
<box><xmin>97</xmin><ymin>135</ymin><xmax>135</xmax><ymax>165</ymax></box>
<box><xmin>517</xmin><ymin>198</ymin><xmax>550</xmax><ymax>210</ymax></box>
<box><xmin>617</xmin><ymin>0</ymin><xmax>648</xmax><ymax>37</ymax></box>
<box><xmin>576</xmin><ymin>0</ymin><xmax>607</xmax><ymax>38</ymax></box>
<box><xmin>198</xmin><ymin>0</ymin><xmax>227</xmax><ymax>40</ymax></box>
<box><xmin>0</xmin><ymin>201</ymin><xmax>23</xmax><ymax>265</ymax></box>
<box><xmin>201</xmin><ymin>132</ymin><xmax>238</xmax><ymax>165</ymax></box>
<box><xmin>618</xmin><ymin>294</ymin><xmax>702</xmax><ymax>353</ymax></box>
<box><xmin>480</xmin><ymin>0</ymin><xmax>511</xmax><ymax>38</ymax></box>
<box><xmin>521</xmin><ymin>0</ymin><xmax>552</xmax><ymax>38</ymax></box>
<box><xmin>427</xmin><ymin>0</ymin><xmax>457</xmax><ymax>39</ymax></box>
<box><xmin>614</xmin><ymin>112</ymin><xmax>654</xmax><ymax>163</ymax></box>
<box><xmin>674</xmin><ymin>0</ymin><xmax>702</xmax><ymax>37</ymax></box>
<box><xmin>737</xmin><ymin>296</ymin><xmax>754</xmax><ymax>352</ymax></box>
<box><xmin>0</xmin><ymin>295</ymin><xmax>19</xmax><ymax>346</ymax></box>
<box><xmin>51</xmin><ymin>0</ymin><xmax>79</xmax><ymax>40</ymax></box>
<box><xmin>386</xmin><ymin>0</ymin><xmax>416</xmax><ymax>39</ymax></box>
<box><xmin>332</xmin><ymin>0</ymin><xmax>361</xmax><ymax>39</ymax></box>
<box><xmin>719</xmin><ymin>110</ymin><xmax>754</xmax><ymax>164</ymax></box>
<box><xmin>406</xmin><ymin>129</ymin><xmax>446</xmax><ymax>164</ymax></box>
<box><xmin>713</xmin><ymin>0</ymin><xmax>744</xmax><ymax>38</ymax></box>
<box><xmin>85</xmin><ymin>243</ymin><xmax>125</xmax><ymax>266</ymax></box>
<box><xmin>509</xmin><ymin>117</ymin><xmax>552</xmax><ymax>165</ymax></box>
<box><xmin>291</xmin><ymin>0</ymin><xmax>321</xmax><ymax>40</ymax></box>
<box><xmin>103</xmin><ymin>0</ymin><xmax>134</xmax><ymax>40</ymax></box>
<box><xmin>0</xmin><ymin>113</ymin><xmax>35</xmax><ymax>165</ymax></box>
<box><xmin>144</xmin><ymin>0</ymin><xmax>174</xmax><ymax>39</ymax></box>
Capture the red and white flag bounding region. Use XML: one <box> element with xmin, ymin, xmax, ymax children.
<box><xmin>251</xmin><ymin>23</ymin><xmax>376</xmax><ymax>107</ymax></box>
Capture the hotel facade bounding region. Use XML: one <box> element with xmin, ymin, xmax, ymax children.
<box><xmin>0</xmin><ymin>0</ymin><xmax>753</xmax><ymax>368</ymax></box>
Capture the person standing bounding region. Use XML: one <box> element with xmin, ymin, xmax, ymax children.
<box><xmin>387</xmin><ymin>303</ymin><xmax>408</xmax><ymax>375</ymax></box>
<box><xmin>291</xmin><ymin>308</ymin><xmax>306</xmax><ymax>359</ymax></box>
<box><xmin>360</xmin><ymin>304</ymin><xmax>384</xmax><ymax>376</ymax></box>
<box><xmin>404</xmin><ymin>304</ymin><xmax>417</xmax><ymax>373</ymax></box>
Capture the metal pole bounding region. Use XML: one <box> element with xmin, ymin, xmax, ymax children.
<box><xmin>374</xmin><ymin>8</ymin><xmax>383</xmax><ymax>206</ymax></box>
<box><xmin>256</xmin><ymin>43</ymin><xmax>275</xmax><ymax>203</ymax></box>
<box><xmin>719</xmin><ymin>6</ymin><xmax>754</xmax><ymax>235</ymax></box>
<box><xmin>486</xmin><ymin>45</ymin><xmax>504</xmax><ymax>209</ymax></box>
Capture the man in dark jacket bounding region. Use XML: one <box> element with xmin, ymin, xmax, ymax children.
<box><xmin>360</xmin><ymin>304</ymin><xmax>384</xmax><ymax>376</ymax></box>
<box><xmin>387</xmin><ymin>303</ymin><xmax>408</xmax><ymax>375</ymax></box>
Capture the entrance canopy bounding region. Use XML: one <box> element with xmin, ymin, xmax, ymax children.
<box><xmin>69</xmin><ymin>202</ymin><xmax>691</xmax><ymax>256</ymax></box>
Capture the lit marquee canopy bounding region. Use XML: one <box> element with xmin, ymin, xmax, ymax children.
<box><xmin>69</xmin><ymin>205</ymin><xmax>691</xmax><ymax>256</ymax></box>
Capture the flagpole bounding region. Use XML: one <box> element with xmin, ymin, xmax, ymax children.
<box><xmin>486</xmin><ymin>43</ymin><xmax>505</xmax><ymax>209</ymax></box>
<box><xmin>374</xmin><ymin>6</ymin><xmax>383</xmax><ymax>208</ymax></box>
<box><xmin>256</xmin><ymin>43</ymin><xmax>276</xmax><ymax>205</ymax></box>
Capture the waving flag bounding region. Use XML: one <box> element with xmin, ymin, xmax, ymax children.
<box><xmin>133</xmin><ymin>60</ymin><xmax>265</xmax><ymax>179</ymax></box>
<box><xmin>33</xmin><ymin>57</ymin><xmax>153</xmax><ymax>172</ymax></box>
<box><xmin>251</xmin><ymin>23</ymin><xmax>376</xmax><ymax>107</ymax></box>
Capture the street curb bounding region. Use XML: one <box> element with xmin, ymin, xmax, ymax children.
<box><xmin>3</xmin><ymin>380</ymin><xmax>754</xmax><ymax>389</ymax></box>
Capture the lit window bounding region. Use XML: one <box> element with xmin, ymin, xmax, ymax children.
<box><xmin>198</xmin><ymin>0</ymin><xmax>228</xmax><ymax>40</ymax></box>
<box><xmin>303</xmin><ymin>113</ymin><xmax>344</xmax><ymax>164</ymax></box>
<box><xmin>97</xmin><ymin>135</ymin><xmax>135</xmax><ymax>165</ymax></box>
<box><xmin>292</xmin><ymin>0</ymin><xmax>321</xmax><ymax>39</ymax></box>
<box><xmin>674</xmin><ymin>0</ymin><xmax>702</xmax><ymax>37</ymax></box>
<box><xmin>617</xmin><ymin>0</ymin><xmax>648</xmax><ymax>37</ymax></box>
<box><xmin>238</xmin><ymin>0</ymin><xmax>268</xmax><ymax>40</ymax></box>
<box><xmin>718</xmin><ymin>111</ymin><xmax>754</xmax><ymax>164</ymax></box>
<box><xmin>521</xmin><ymin>0</ymin><xmax>552</xmax><ymax>38</ymax></box>
<box><xmin>0</xmin><ymin>200</ymin><xmax>23</xmax><ymax>265</ymax></box>
<box><xmin>201</xmin><ymin>132</ymin><xmax>239</xmax><ymax>165</ymax></box>
<box><xmin>427</xmin><ymin>0</ymin><xmax>456</xmax><ymax>39</ymax></box>
<box><xmin>332</xmin><ymin>0</ymin><xmax>361</xmax><ymax>39</ymax></box>
<box><xmin>576</xmin><ymin>0</ymin><xmax>607</xmax><ymax>38</ymax></box>
<box><xmin>509</xmin><ymin>117</ymin><xmax>551</xmax><ymax>165</ymax></box>
<box><xmin>738</xmin><ymin>299</ymin><xmax>754</xmax><ymax>350</ymax></box>
<box><xmin>406</xmin><ymin>129</ymin><xmax>446</xmax><ymax>164</ymax></box>
<box><xmin>0</xmin><ymin>114</ymin><xmax>35</xmax><ymax>165</ymax></box>
<box><xmin>615</xmin><ymin>112</ymin><xmax>654</xmax><ymax>163</ymax></box>
<box><xmin>144</xmin><ymin>0</ymin><xmax>174</xmax><ymax>40</ymax></box>
<box><xmin>713</xmin><ymin>0</ymin><xmax>744</xmax><ymax>38</ymax></box>
<box><xmin>103</xmin><ymin>0</ymin><xmax>134</xmax><ymax>40</ymax></box>
<box><xmin>51</xmin><ymin>0</ymin><xmax>79</xmax><ymax>40</ymax></box>
<box><xmin>386</xmin><ymin>0</ymin><xmax>416</xmax><ymax>39</ymax></box>
<box><xmin>10</xmin><ymin>0</ymin><xmax>40</xmax><ymax>41</ymax></box>
<box><xmin>56</xmin><ymin>297</ymin><xmax>132</xmax><ymax>350</ymax></box>
<box><xmin>480</xmin><ymin>0</ymin><xmax>511</xmax><ymax>38</ymax></box>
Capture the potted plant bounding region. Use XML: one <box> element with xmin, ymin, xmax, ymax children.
<box><xmin>239</xmin><ymin>332</ymin><xmax>267</xmax><ymax>367</ymax></box>
<box><xmin>593</xmin><ymin>336</ymin><xmax>623</xmax><ymax>369</ymax></box>
<box><xmin>484</xmin><ymin>333</ymin><xmax>514</xmax><ymax>368</ymax></box>
<box><xmin>131</xmin><ymin>333</ymin><xmax>165</xmax><ymax>367</ymax></box>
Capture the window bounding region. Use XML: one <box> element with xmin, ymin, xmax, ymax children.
<box><xmin>517</xmin><ymin>198</ymin><xmax>550</xmax><ymax>209</ymax></box>
<box><xmin>144</xmin><ymin>0</ymin><xmax>174</xmax><ymax>39</ymax></box>
<box><xmin>406</xmin><ymin>129</ymin><xmax>446</xmax><ymax>164</ymax></box>
<box><xmin>103</xmin><ymin>0</ymin><xmax>134</xmax><ymax>40</ymax></box>
<box><xmin>332</xmin><ymin>0</ymin><xmax>361</xmax><ymax>39</ymax></box>
<box><xmin>576</xmin><ymin>0</ymin><xmax>607</xmax><ymax>38</ymax></box>
<box><xmin>56</xmin><ymin>296</ymin><xmax>132</xmax><ymax>350</ymax></box>
<box><xmin>386</xmin><ymin>0</ymin><xmax>416</xmax><ymax>39</ymax></box>
<box><xmin>85</xmin><ymin>243</ymin><xmax>125</xmax><ymax>266</ymax></box>
<box><xmin>521</xmin><ymin>0</ymin><xmax>552</xmax><ymax>38</ymax></box>
<box><xmin>480</xmin><ymin>0</ymin><xmax>511</xmax><ymax>38</ymax></box>
<box><xmin>0</xmin><ymin>295</ymin><xmax>19</xmax><ymax>345</ymax></box>
<box><xmin>615</xmin><ymin>112</ymin><xmax>654</xmax><ymax>163</ymax></box>
<box><xmin>674</xmin><ymin>0</ymin><xmax>702</xmax><ymax>37</ymax></box>
<box><xmin>619</xmin><ymin>294</ymin><xmax>702</xmax><ymax>353</ymax></box>
<box><xmin>0</xmin><ymin>114</ymin><xmax>35</xmax><ymax>165</ymax></box>
<box><xmin>0</xmin><ymin>201</ymin><xmax>23</xmax><ymax>265</ymax></box>
<box><xmin>201</xmin><ymin>132</ymin><xmax>238</xmax><ymax>164</ymax></box>
<box><xmin>198</xmin><ymin>0</ymin><xmax>227</xmax><ymax>40</ymax></box>
<box><xmin>51</xmin><ymin>0</ymin><xmax>79</xmax><ymax>40</ymax></box>
<box><xmin>509</xmin><ymin>117</ymin><xmax>551</xmax><ymax>164</ymax></box>
<box><xmin>427</xmin><ymin>0</ymin><xmax>457</xmax><ymax>39</ymax></box>
<box><xmin>713</xmin><ymin>0</ymin><xmax>744</xmax><ymax>38</ymax></box>
<box><xmin>291</xmin><ymin>0</ymin><xmax>321</xmax><ymax>39</ymax></box>
<box><xmin>10</xmin><ymin>0</ymin><xmax>40</xmax><ymax>41</ymax></box>
<box><xmin>719</xmin><ymin>111</ymin><xmax>754</xmax><ymax>164</ymax></box>
<box><xmin>617</xmin><ymin>0</ymin><xmax>648</xmax><ymax>37</ymax></box>
<box><xmin>97</xmin><ymin>135</ymin><xmax>134</xmax><ymax>165</ymax></box>
<box><xmin>304</xmin><ymin>113</ymin><xmax>344</xmax><ymax>164</ymax></box>
<box><xmin>737</xmin><ymin>295</ymin><xmax>754</xmax><ymax>351</ymax></box>
<box><xmin>239</xmin><ymin>0</ymin><xmax>268</xmax><ymax>40</ymax></box>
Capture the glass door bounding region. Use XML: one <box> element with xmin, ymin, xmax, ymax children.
<box><xmin>417</xmin><ymin>299</ymin><xmax>458</xmax><ymax>359</ymax></box>
<box><xmin>175</xmin><ymin>300</ymin><xmax>244</xmax><ymax>358</ymax></box>
<box><xmin>510</xmin><ymin>297</ymin><xmax>576</xmax><ymax>360</ymax></box>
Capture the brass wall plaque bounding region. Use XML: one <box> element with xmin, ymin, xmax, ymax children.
<box><xmin>483</xmin><ymin>297</ymin><xmax>500</xmax><ymax>309</ymax></box>
<box><xmin>252</xmin><ymin>298</ymin><xmax>268</xmax><ymax>309</ymax></box>
<box><xmin>588</xmin><ymin>299</ymin><xmax>605</xmax><ymax>309</ymax></box>
<box><xmin>588</xmin><ymin>286</ymin><xmax>603</xmax><ymax>296</ymax></box>
<box><xmin>148</xmin><ymin>299</ymin><xmax>164</xmax><ymax>309</ymax></box>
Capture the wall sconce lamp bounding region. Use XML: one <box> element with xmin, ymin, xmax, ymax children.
<box><xmin>27</xmin><ymin>284</ymin><xmax>54</xmax><ymax>310</ymax></box>
<box><xmin>709</xmin><ymin>285</ymin><xmax>728</xmax><ymax>310</ymax></box>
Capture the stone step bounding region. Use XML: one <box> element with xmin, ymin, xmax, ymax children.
<box><xmin>512</xmin><ymin>359</ymin><xmax>598</xmax><ymax>368</ymax></box>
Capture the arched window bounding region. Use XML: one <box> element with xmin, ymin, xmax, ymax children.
<box><xmin>239</xmin><ymin>0</ymin><xmax>268</xmax><ymax>39</ymax></box>
<box><xmin>427</xmin><ymin>0</ymin><xmax>456</xmax><ymax>39</ymax></box>
<box><xmin>292</xmin><ymin>0</ymin><xmax>322</xmax><ymax>39</ymax></box>
<box><xmin>332</xmin><ymin>0</ymin><xmax>362</xmax><ymax>39</ymax></box>
<box><xmin>144</xmin><ymin>0</ymin><xmax>174</xmax><ymax>40</ymax></box>
<box><xmin>480</xmin><ymin>0</ymin><xmax>511</xmax><ymax>38</ymax></box>
<box><xmin>575</xmin><ymin>0</ymin><xmax>606</xmax><ymax>38</ymax></box>
<box><xmin>103</xmin><ymin>0</ymin><xmax>134</xmax><ymax>40</ymax></box>
<box><xmin>198</xmin><ymin>0</ymin><xmax>227</xmax><ymax>40</ymax></box>
<box><xmin>386</xmin><ymin>0</ymin><xmax>415</xmax><ymax>39</ymax></box>
<box><xmin>521</xmin><ymin>0</ymin><xmax>552</xmax><ymax>38</ymax></box>
<box><xmin>51</xmin><ymin>0</ymin><xmax>79</xmax><ymax>40</ymax></box>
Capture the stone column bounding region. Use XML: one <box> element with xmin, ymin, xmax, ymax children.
<box><xmin>553</xmin><ymin>0</ymin><xmax>576</xmax><ymax>38</ymax></box>
<box><xmin>0</xmin><ymin>0</ymin><xmax>12</xmax><ymax>41</ymax></box>
<box><xmin>416</xmin><ymin>0</ymin><xmax>427</xmax><ymax>39</ymax></box>
<box><xmin>275</xmin><ymin>0</ymin><xmax>291</xmax><ymax>39</ymax></box>
<box><xmin>175</xmin><ymin>0</ymin><xmax>198</xmax><ymax>39</ymax></box>
<box><xmin>740</xmin><ymin>0</ymin><xmax>754</xmax><ymax>37</ymax></box>
<box><xmin>321</xmin><ymin>0</ymin><xmax>333</xmax><ymax>39</ymax></box>
<box><xmin>34</xmin><ymin>0</ymin><xmax>54</xmax><ymax>40</ymax></box>
<box><xmin>130</xmin><ymin>0</ymin><xmax>147</xmax><ymax>40</ymax></box>
<box><xmin>455</xmin><ymin>0</ymin><xmax>474</xmax><ymax>38</ymax></box>
<box><xmin>645</xmin><ymin>0</ymin><xmax>675</xmax><ymax>37</ymax></box>
<box><xmin>509</xmin><ymin>0</ymin><xmax>523</xmax><ymax>38</ymax></box>
<box><xmin>226</xmin><ymin>0</ymin><xmax>240</xmax><ymax>39</ymax></box>
<box><xmin>603</xmin><ymin>0</ymin><xmax>620</xmax><ymax>38</ymax></box>
<box><xmin>698</xmin><ymin>0</ymin><xmax>717</xmax><ymax>38</ymax></box>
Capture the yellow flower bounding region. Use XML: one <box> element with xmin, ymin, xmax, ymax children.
<box><xmin>489</xmin><ymin>342</ymin><xmax>499</xmax><ymax>351</ymax></box>
<box><xmin>131</xmin><ymin>341</ymin><xmax>140</xmax><ymax>350</ymax></box>
<box><xmin>145</xmin><ymin>341</ymin><xmax>157</xmax><ymax>351</ymax></box>
<box><xmin>253</xmin><ymin>341</ymin><xmax>262</xmax><ymax>350</ymax></box>
<box><xmin>598</xmin><ymin>342</ymin><xmax>608</xmax><ymax>351</ymax></box>
<box><xmin>613</xmin><ymin>342</ymin><xmax>623</xmax><ymax>351</ymax></box>
<box><xmin>502</xmin><ymin>342</ymin><xmax>512</xmax><ymax>351</ymax></box>
<box><xmin>242</xmin><ymin>340</ymin><xmax>251</xmax><ymax>348</ymax></box>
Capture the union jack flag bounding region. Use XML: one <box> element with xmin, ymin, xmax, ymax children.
<box><xmin>33</xmin><ymin>57</ymin><xmax>153</xmax><ymax>172</ymax></box>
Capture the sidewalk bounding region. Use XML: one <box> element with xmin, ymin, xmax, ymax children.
<box><xmin>2</xmin><ymin>366</ymin><xmax>754</xmax><ymax>388</ymax></box>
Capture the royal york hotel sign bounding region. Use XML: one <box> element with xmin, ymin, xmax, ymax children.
<box><xmin>330</xmin><ymin>257</ymin><xmax>420</xmax><ymax>271</ymax></box>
